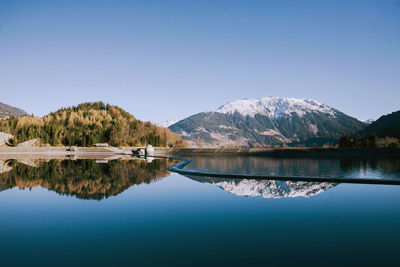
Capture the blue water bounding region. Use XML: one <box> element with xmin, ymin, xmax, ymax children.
<box><xmin>0</xmin><ymin>157</ymin><xmax>400</xmax><ymax>266</ymax></box>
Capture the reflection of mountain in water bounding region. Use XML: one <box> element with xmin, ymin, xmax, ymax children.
<box><xmin>0</xmin><ymin>159</ymin><xmax>172</xmax><ymax>200</ymax></box>
<box><xmin>188</xmin><ymin>176</ymin><xmax>336</xmax><ymax>199</ymax></box>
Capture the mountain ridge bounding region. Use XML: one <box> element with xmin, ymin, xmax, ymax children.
<box><xmin>359</xmin><ymin>110</ymin><xmax>400</xmax><ymax>139</ymax></box>
<box><xmin>0</xmin><ymin>101</ymin><xmax>27</xmax><ymax>118</ymax></box>
<box><xmin>169</xmin><ymin>96</ymin><xmax>366</xmax><ymax>147</ymax></box>
<box><xmin>214</xmin><ymin>97</ymin><xmax>337</xmax><ymax>119</ymax></box>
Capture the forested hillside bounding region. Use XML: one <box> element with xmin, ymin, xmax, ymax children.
<box><xmin>0</xmin><ymin>102</ymin><xmax>187</xmax><ymax>147</ymax></box>
<box><xmin>360</xmin><ymin>110</ymin><xmax>400</xmax><ymax>139</ymax></box>
<box><xmin>337</xmin><ymin>110</ymin><xmax>400</xmax><ymax>148</ymax></box>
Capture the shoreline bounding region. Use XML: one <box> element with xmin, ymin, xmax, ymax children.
<box><xmin>0</xmin><ymin>146</ymin><xmax>399</xmax><ymax>159</ymax></box>
<box><xmin>0</xmin><ymin>146</ymin><xmax>132</xmax><ymax>160</ymax></box>
<box><xmin>159</xmin><ymin>147</ymin><xmax>400</xmax><ymax>158</ymax></box>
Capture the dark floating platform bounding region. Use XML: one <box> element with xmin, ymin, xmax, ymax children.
<box><xmin>167</xmin><ymin>157</ymin><xmax>400</xmax><ymax>186</ymax></box>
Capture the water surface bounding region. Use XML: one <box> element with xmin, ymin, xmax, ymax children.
<box><xmin>0</xmin><ymin>156</ymin><xmax>399</xmax><ymax>266</ymax></box>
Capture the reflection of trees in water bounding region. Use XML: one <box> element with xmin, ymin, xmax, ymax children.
<box><xmin>0</xmin><ymin>159</ymin><xmax>171</xmax><ymax>200</ymax></box>
<box><xmin>340</xmin><ymin>160</ymin><xmax>377</xmax><ymax>172</ymax></box>
<box><xmin>339</xmin><ymin>159</ymin><xmax>400</xmax><ymax>175</ymax></box>
<box><xmin>189</xmin><ymin>156</ymin><xmax>400</xmax><ymax>178</ymax></box>
<box><xmin>189</xmin><ymin>156</ymin><xmax>344</xmax><ymax>177</ymax></box>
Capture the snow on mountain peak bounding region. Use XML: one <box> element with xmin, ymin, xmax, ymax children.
<box><xmin>155</xmin><ymin>120</ymin><xmax>179</xmax><ymax>128</ymax></box>
<box><xmin>362</xmin><ymin>118</ymin><xmax>374</xmax><ymax>124</ymax></box>
<box><xmin>215</xmin><ymin>97</ymin><xmax>337</xmax><ymax>119</ymax></box>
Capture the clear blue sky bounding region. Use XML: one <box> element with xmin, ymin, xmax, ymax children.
<box><xmin>0</xmin><ymin>0</ymin><xmax>399</xmax><ymax>122</ymax></box>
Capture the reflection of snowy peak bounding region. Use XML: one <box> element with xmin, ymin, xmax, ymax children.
<box><xmin>216</xmin><ymin>97</ymin><xmax>336</xmax><ymax>119</ymax></box>
<box><xmin>189</xmin><ymin>176</ymin><xmax>336</xmax><ymax>199</ymax></box>
<box><xmin>216</xmin><ymin>180</ymin><xmax>336</xmax><ymax>199</ymax></box>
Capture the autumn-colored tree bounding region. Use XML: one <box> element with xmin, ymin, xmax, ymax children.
<box><xmin>0</xmin><ymin>102</ymin><xmax>187</xmax><ymax>147</ymax></box>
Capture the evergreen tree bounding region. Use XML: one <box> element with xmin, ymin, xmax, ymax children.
<box><xmin>361</xmin><ymin>133</ymin><xmax>368</xmax><ymax>148</ymax></box>
<box><xmin>0</xmin><ymin>102</ymin><xmax>186</xmax><ymax>147</ymax></box>
<box><xmin>354</xmin><ymin>133</ymin><xmax>361</xmax><ymax>148</ymax></box>
<box><xmin>368</xmin><ymin>133</ymin><xmax>378</xmax><ymax>148</ymax></box>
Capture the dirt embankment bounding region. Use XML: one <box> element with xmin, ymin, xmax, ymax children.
<box><xmin>0</xmin><ymin>132</ymin><xmax>13</xmax><ymax>146</ymax></box>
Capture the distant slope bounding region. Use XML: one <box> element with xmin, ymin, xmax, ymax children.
<box><xmin>359</xmin><ymin>110</ymin><xmax>400</xmax><ymax>139</ymax></box>
<box><xmin>169</xmin><ymin>97</ymin><xmax>366</xmax><ymax>147</ymax></box>
<box><xmin>0</xmin><ymin>102</ymin><xmax>187</xmax><ymax>147</ymax></box>
<box><xmin>362</xmin><ymin>119</ymin><xmax>375</xmax><ymax>124</ymax></box>
<box><xmin>0</xmin><ymin>101</ymin><xmax>27</xmax><ymax>118</ymax></box>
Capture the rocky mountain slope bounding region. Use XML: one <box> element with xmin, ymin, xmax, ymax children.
<box><xmin>0</xmin><ymin>101</ymin><xmax>27</xmax><ymax>118</ymax></box>
<box><xmin>169</xmin><ymin>97</ymin><xmax>366</xmax><ymax>147</ymax></box>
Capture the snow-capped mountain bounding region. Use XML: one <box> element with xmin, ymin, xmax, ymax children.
<box><xmin>187</xmin><ymin>176</ymin><xmax>336</xmax><ymax>199</ymax></box>
<box><xmin>216</xmin><ymin>97</ymin><xmax>336</xmax><ymax>119</ymax></box>
<box><xmin>169</xmin><ymin>97</ymin><xmax>366</xmax><ymax>147</ymax></box>
<box><xmin>362</xmin><ymin>119</ymin><xmax>375</xmax><ymax>124</ymax></box>
<box><xmin>155</xmin><ymin>120</ymin><xmax>179</xmax><ymax>128</ymax></box>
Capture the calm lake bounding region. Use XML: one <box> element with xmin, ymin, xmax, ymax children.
<box><xmin>1</xmin><ymin>156</ymin><xmax>400</xmax><ymax>266</ymax></box>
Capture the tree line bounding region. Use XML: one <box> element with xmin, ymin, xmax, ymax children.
<box><xmin>0</xmin><ymin>102</ymin><xmax>187</xmax><ymax>147</ymax></box>
<box><xmin>338</xmin><ymin>133</ymin><xmax>378</xmax><ymax>148</ymax></box>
